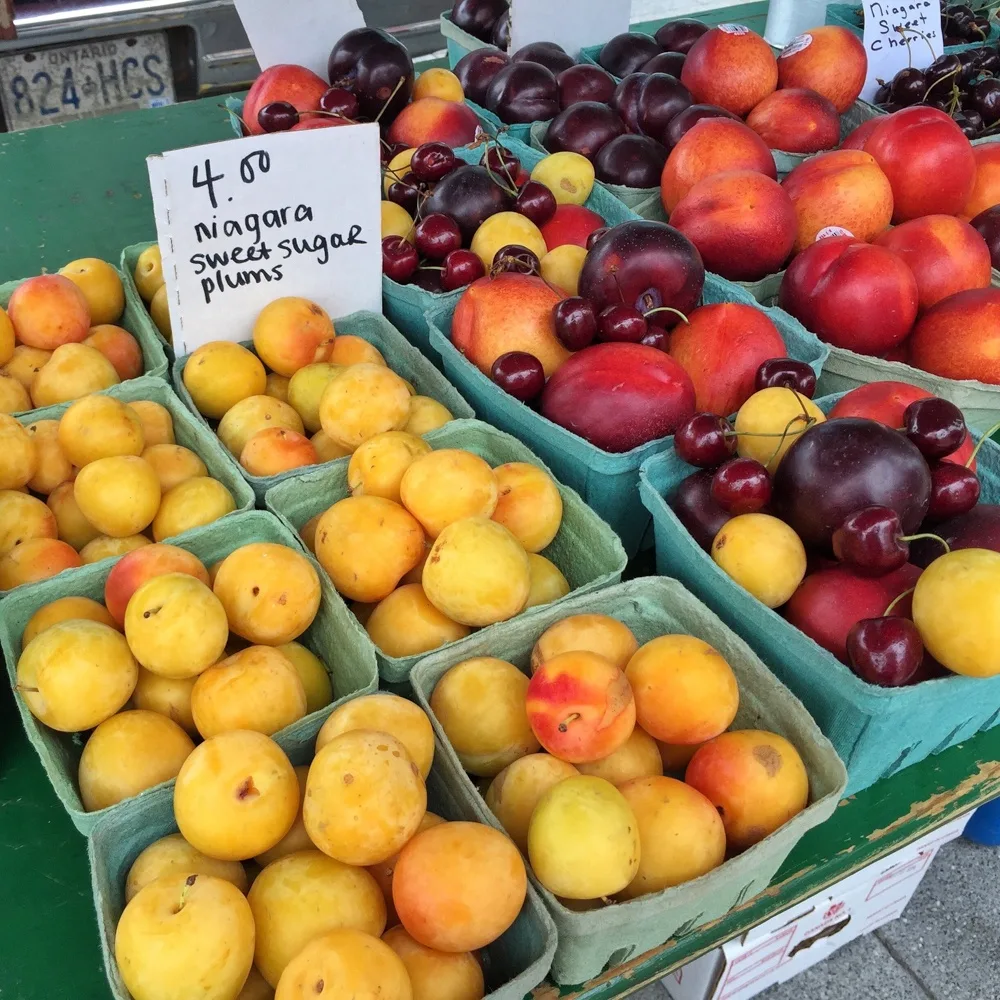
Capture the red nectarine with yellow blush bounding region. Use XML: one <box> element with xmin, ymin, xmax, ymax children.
<box><xmin>7</xmin><ymin>274</ymin><xmax>91</xmax><ymax>350</ymax></box>
<box><xmin>960</xmin><ymin>142</ymin><xmax>1000</xmax><ymax>222</ymax></box>
<box><xmin>680</xmin><ymin>25</ymin><xmax>778</xmax><ymax>117</ymax></box>
<box><xmin>777</xmin><ymin>27</ymin><xmax>867</xmax><ymax>113</ymax></box>
<box><xmin>386</xmin><ymin>97</ymin><xmax>480</xmax><ymax>148</ymax></box>
<box><xmin>243</xmin><ymin>64</ymin><xmax>328</xmax><ymax>136</ymax></box>
<box><xmin>745</xmin><ymin>89</ymin><xmax>841</xmax><ymax>155</ymax></box>
<box><xmin>910</xmin><ymin>287</ymin><xmax>1000</xmax><ymax>385</ymax></box>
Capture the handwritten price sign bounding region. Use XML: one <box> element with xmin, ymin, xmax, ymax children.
<box><xmin>148</xmin><ymin>123</ymin><xmax>382</xmax><ymax>355</ymax></box>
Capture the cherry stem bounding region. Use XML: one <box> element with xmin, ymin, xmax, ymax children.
<box><xmin>788</xmin><ymin>384</ymin><xmax>811</xmax><ymax>421</ymax></box>
<box><xmin>883</xmin><ymin>587</ymin><xmax>916</xmax><ymax>617</ymax></box>
<box><xmin>374</xmin><ymin>76</ymin><xmax>407</xmax><ymax>125</ymax></box>
<box><xmin>923</xmin><ymin>66</ymin><xmax>961</xmax><ymax>102</ymax></box>
<box><xmin>764</xmin><ymin>414</ymin><xmax>816</xmax><ymax>468</ymax></box>
<box><xmin>901</xmin><ymin>533</ymin><xmax>951</xmax><ymax>554</ymax></box>
<box><xmin>965</xmin><ymin>419</ymin><xmax>1000</xmax><ymax>468</ymax></box>
<box><xmin>644</xmin><ymin>306</ymin><xmax>689</xmax><ymax>325</ymax></box>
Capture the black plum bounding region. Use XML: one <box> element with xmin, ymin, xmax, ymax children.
<box><xmin>599</xmin><ymin>32</ymin><xmax>661</xmax><ymax>77</ymax></box>
<box><xmin>545</xmin><ymin>102</ymin><xmax>628</xmax><ymax>160</ymax></box>
<box><xmin>512</xmin><ymin>41</ymin><xmax>575</xmax><ymax>75</ymax></box>
<box><xmin>454</xmin><ymin>47</ymin><xmax>510</xmax><ymax>105</ymax></box>
<box><xmin>423</xmin><ymin>165</ymin><xmax>511</xmax><ymax>242</ymax></box>
<box><xmin>485</xmin><ymin>61</ymin><xmax>560</xmax><ymax>123</ymax></box>
<box><xmin>594</xmin><ymin>135</ymin><xmax>668</xmax><ymax>188</ymax></box>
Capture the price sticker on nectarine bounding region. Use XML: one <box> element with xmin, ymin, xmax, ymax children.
<box><xmin>861</xmin><ymin>0</ymin><xmax>943</xmax><ymax>101</ymax></box>
<box><xmin>147</xmin><ymin>123</ymin><xmax>382</xmax><ymax>356</ymax></box>
<box><xmin>509</xmin><ymin>0</ymin><xmax>632</xmax><ymax>58</ymax></box>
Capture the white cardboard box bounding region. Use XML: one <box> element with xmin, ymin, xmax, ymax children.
<box><xmin>664</xmin><ymin>812</ymin><xmax>971</xmax><ymax>1000</ymax></box>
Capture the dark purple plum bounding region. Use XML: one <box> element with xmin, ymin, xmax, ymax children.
<box><xmin>557</xmin><ymin>64</ymin><xmax>617</xmax><ymax>108</ymax></box>
<box><xmin>578</xmin><ymin>220</ymin><xmax>705</xmax><ymax>329</ymax></box>
<box><xmin>512</xmin><ymin>41</ymin><xmax>575</xmax><ymax>75</ymax></box>
<box><xmin>642</xmin><ymin>51</ymin><xmax>687</xmax><ymax>76</ymax></box>
<box><xmin>423</xmin><ymin>164</ymin><xmax>511</xmax><ymax>242</ymax></box>
<box><xmin>454</xmin><ymin>47</ymin><xmax>511</xmax><ymax>105</ymax></box>
<box><xmin>612</xmin><ymin>74</ymin><xmax>646</xmax><ymax>133</ymax></box>
<box><xmin>655</xmin><ymin>18</ymin><xmax>710</xmax><ymax>54</ymax></box>
<box><xmin>636</xmin><ymin>73</ymin><xmax>693</xmax><ymax>139</ymax></box>
<box><xmin>545</xmin><ymin>102</ymin><xmax>628</xmax><ymax>160</ymax></box>
<box><xmin>772</xmin><ymin>418</ymin><xmax>933</xmax><ymax>550</ymax></box>
<box><xmin>911</xmin><ymin>505</ymin><xmax>1000</xmax><ymax>566</ymax></box>
<box><xmin>671</xmin><ymin>469</ymin><xmax>731</xmax><ymax>551</ymax></box>
<box><xmin>327</xmin><ymin>27</ymin><xmax>414</xmax><ymax>124</ymax></box>
<box><xmin>450</xmin><ymin>0</ymin><xmax>509</xmax><ymax>43</ymax></box>
<box><xmin>971</xmin><ymin>206</ymin><xmax>1000</xmax><ymax>271</ymax></box>
<box><xmin>594</xmin><ymin>134</ymin><xmax>668</xmax><ymax>188</ymax></box>
<box><xmin>492</xmin><ymin>11</ymin><xmax>511</xmax><ymax>50</ymax></box>
<box><xmin>599</xmin><ymin>32</ymin><xmax>661</xmax><ymax>78</ymax></box>
<box><xmin>484</xmin><ymin>61</ymin><xmax>560</xmax><ymax>123</ymax></box>
<box><xmin>665</xmin><ymin>103</ymin><xmax>740</xmax><ymax>148</ymax></box>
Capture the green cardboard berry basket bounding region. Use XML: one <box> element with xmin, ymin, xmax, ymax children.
<box><xmin>170</xmin><ymin>310</ymin><xmax>474</xmax><ymax>502</ymax></box>
<box><xmin>120</xmin><ymin>242</ymin><xmax>172</xmax><ymax>358</ymax></box>
<box><xmin>441</xmin><ymin>9</ymin><xmax>500</xmax><ymax>67</ymax></box>
<box><xmin>425</xmin><ymin>272</ymin><xmax>830</xmax><ymax>556</ymax></box>
<box><xmin>6</xmin><ymin>375</ymin><xmax>254</xmax><ymax>595</ymax></box>
<box><xmin>88</xmin><ymin>728</ymin><xmax>558</xmax><ymax>1000</ymax></box>
<box><xmin>638</xmin><ymin>393</ymin><xmax>1000</xmax><ymax>797</ymax></box>
<box><xmin>0</xmin><ymin>269</ymin><xmax>169</xmax><ymax>417</ymax></box>
<box><xmin>264</xmin><ymin>417</ymin><xmax>628</xmax><ymax>684</ymax></box>
<box><xmin>0</xmin><ymin>509</ymin><xmax>378</xmax><ymax>836</ymax></box>
<box><xmin>383</xmin><ymin>137</ymin><xmax>642</xmax><ymax>360</ymax></box>
<box><xmin>410</xmin><ymin>577</ymin><xmax>847</xmax><ymax>986</ymax></box>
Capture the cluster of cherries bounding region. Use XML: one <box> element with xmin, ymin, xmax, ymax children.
<box><xmin>941</xmin><ymin>1</ymin><xmax>994</xmax><ymax>44</ymax></box>
<box><xmin>256</xmin><ymin>88</ymin><xmax>362</xmax><ymax>133</ymax></box>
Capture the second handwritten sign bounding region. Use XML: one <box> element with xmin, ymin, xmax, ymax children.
<box><xmin>148</xmin><ymin>122</ymin><xmax>382</xmax><ymax>355</ymax></box>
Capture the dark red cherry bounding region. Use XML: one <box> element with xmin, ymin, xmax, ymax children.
<box><xmin>381</xmin><ymin>237</ymin><xmax>420</xmax><ymax>283</ymax></box>
<box><xmin>927</xmin><ymin>461</ymin><xmax>981</xmax><ymax>521</ymax></box>
<box><xmin>711</xmin><ymin>458</ymin><xmax>771</xmax><ymax>514</ymax></box>
<box><xmin>903</xmin><ymin>397</ymin><xmax>967</xmax><ymax>459</ymax></box>
<box><xmin>553</xmin><ymin>298</ymin><xmax>598</xmax><ymax>351</ymax></box>
<box><xmin>386</xmin><ymin>180</ymin><xmax>420</xmax><ymax>215</ymax></box>
<box><xmin>640</xmin><ymin>329</ymin><xmax>670</xmax><ymax>352</ymax></box>
<box><xmin>484</xmin><ymin>145</ymin><xmax>522</xmax><ymax>184</ymax></box>
<box><xmin>754</xmin><ymin>358</ymin><xmax>817</xmax><ymax>398</ymax></box>
<box><xmin>832</xmin><ymin>506</ymin><xmax>909</xmax><ymax>577</ymax></box>
<box><xmin>258</xmin><ymin>101</ymin><xmax>299</xmax><ymax>132</ymax></box>
<box><xmin>491</xmin><ymin>351</ymin><xmax>545</xmax><ymax>402</ymax></box>
<box><xmin>514</xmin><ymin>181</ymin><xmax>558</xmax><ymax>226</ymax></box>
<box><xmin>492</xmin><ymin>245</ymin><xmax>541</xmax><ymax>276</ymax></box>
<box><xmin>675</xmin><ymin>413</ymin><xmax>735</xmax><ymax>468</ymax></box>
<box><xmin>847</xmin><ymin>617</ymin><xmax>923</xmax><ymax>687</ymax></box>
<box><xmin>441</xmin><ymin>249</ymin><xmax>486</xmax><ymax>292</ymax></box>
<box><xmin>319</xmin><ymin>87</ymin><xmax>359</xmax><ymax>118</ymax></box>
<box><xmin>597</xmin><ymin>305</ymin><xmax>648</xmax><ymax>343</ymax></box>
<box><xmin>410</xmin><ymin>142</ymin><xmax>459</xmax><ymax>183</ymax></box>
<box><xmin>414</xmin><ymin>214</ymin><xmax>463</xmax><ymax>262</ymax></box>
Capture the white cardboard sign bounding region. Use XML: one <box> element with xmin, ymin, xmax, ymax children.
<box><xmin>509</xmin><ymin>0</ymin><xmax>633</xmax><ymax>58</ymax></box>
<box><xmin>861</xmin><ymin>0</ymin><xmax>943</xmax><ymax>101</ymax></box>
<box><xmin>148</xmin><ymin>123</ymin><xmax>383</xmax><ymax>356</ymax></box>
<box><xmin>233</xmin><ymin>0</ymin><xmax>365</xmax><ymax>79</ymax></box>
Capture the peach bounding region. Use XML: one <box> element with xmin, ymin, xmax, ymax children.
<box><xmin>243</xmin><ymin>64</ymin><xmax>328</xmax><ymax>136</ymax></box>
<box><xmin>348</xmin><ymin>430</ymin><xmax>431</xmax><ymax>504</ymax></box>
<box><xmin>183</xmin><ymin>341</ymin><xmax>268</xmax><ymax>420</ymax></box>
<box><xmin>386</xmin><ymin>96</ymin><xmax>480</xmax><ymax>147</ymax></box>
<box><xmin>287</xmin><ymin>362</ymin><xmax>343</xmax><ymax>434</ymax></box>
<box><xmin>25</xmin><ymin>420</ymin><xmax>73</xmax><ymax>494</ymax></box>
<box><xmin>383</xmin><ymin>926</ymin><xmax>484</xmax><ymax>1000</ymax></box>
<box><xmin>256</xmin><ymin>765</ymin><xmax>313</xmax><ymax>866</ymax></box>
<box><xmin>328</xmin><ymin>334</ymin><xmax>386</xmax><ymax>367</ymax></box>
<box><xmin>617</xmin><ymin>775</ymin><xmax>726</xmax><ymax>899</ymax></box>
<box><xmin>961</xmin><ymin>142</ymin><xmax>1000</xmax><ymax>221</ymax></box>
<box><xmin>661</xmin><ymin>118</ymin><xmax>776</xmax><ymax>213</ymax></box>
<box><xmin>142</xmin><ymin>444</ymin><xmax>209</xmax><ymax>493</ymax></box>
<box><xmin>253</xmin><ymin>297</ymin><xmax>336</xmax><ymax>377</ymax></box>
<box><xmin>273</xmin><ymin>929</ymin><xmax>410</xmax><ymax>1000</ymax></box>
<box><xmin>0</xmin><ymin>413</ymin><xmax>36</xmax><ymax>490</ymax></box>
<box><xmin>60</xmin><ymin>258</ymin><xmax>124</xmax><ymax>325</ymax></box>
<box><xmin>625</xmin><ymin>635</ymin><xmax>739</xmax><ymax>744</ymax></box>
<box><xmin>422</xmin><ymin>517</ymin><xmax>532</xmax><ymax>627</ymax></box>
<box><xmin>132</xmin><ymin>668</ymin><xmax>197</xmax><ymax>734</ymax></box>
<box><xmin>746</xmin><ymin>88</ymin><xmax>840</xmax><ymax>154</ymax></box>
<box><xmin>393</xmin><ymin>822</ymin><xmax>527</xmax><ymax>952</ymax></box>
<box><xmin>125</xmin><ymin>834</ymin><xmax>247</xmax><ymax>902</ymax></box>
<box><xmin>910</xmin><ymin>287</ymin><xmax>1000</xmax><ymax>384</ymax></box>
<box><xmin>58</xmin><ymin>394</ymin><xmax>145</xmax><ymax>466</ymax></box>
<box><xmin>776</xmin><ymin>26</ymin><xmax>866</xmax><ymax>112</ymax></box>
<box><xmin>576</xmin><ymin>727</ymin><xmax>664</xmax><ymax>787</ymax></box>
<box><xmin>0</xmin><ymin>537</ymin><xmax>82</xmax><ymax>590</ymax></box>
<box><xmin>3</xmin><ymin>344</ymin><xmax>50</xmax><ymax>389</ymax></box>
<box><xmin>681</xmin><ymin>25</ymin><xmax>778</xmax><ymax>116</ymax></box>
<box><xmin>669</xmin><ymin>303</ymin><xmax>787</xmax><ymax>417</ymax></box>
<box><xmin>451</xmin><ymin>273</ymin><xmax>570</xmax><ymax>377</ymax></box>
<box><xmin>128</xmin><ymin>400</ymin><xmax>174</xmax><ymax>447</ymax></box>
<box><xmin>192</xmin><ymin>645</ymin><xmax>307</xmax><ymax>738</ymax></box>
<box><xmin>213</xmin><ymin>542</ymin><xmax>321</xmax><ymax>645</ymax></box>
<box><xmin>275</xmin><ymin>643</ymin><xmax>332</xmax><ymax>715</ymax></box>
<box><xmin>670</xmin><ymin>171</ymin><xmax>796</xmax><ymax>282</ymax></box>
<box><xmin>16</xmin><ymin>619</ymin><xmax>136</xmax><ymax>731</ymax></box>
<box><xmin>74</xmin><ymin>455</ymin><xmax>160</xmax><ymax>537</ymax></box>
<box><xmin>115</xmin><ymin>873</ymin><xmax>255</xmax><ymax>1000</ymax></box>
<box><xmin>29</xmin><ymin>342</ymin><xmax>118</xmax><ymax>406</ymax></box>
<box><xmin>527</xmin><ymin>775</ymin><xmax>639</xmax><ymax>899</ymax></box>
<box><xmin>430</xmin><ymin>657</ymin><xmax>539</xmax><ymax>777</ymax></box>
<box><xmin>218</xmin><ymin>395</ymin><xmax>305</xmax><ymax>457</ymax></box>
<box><xmin>81</xmin><ymin>534</ymin><xmax>151</xmax><ymax>563</ymax></box>
<box><xmin>241</xmin><ymin>428</ymin><xmax>318</xmax><ymax>477</ymax></box>
<box><xmin>0</xmin><ymin>372</ymin><xmax>30</xmax><ymax>412</ymax></box>
<box><xmin>778</xmin><ymin>236</ymin><xmax>918</xmax><ymax>355</ymax></box>
<box><xmin>531</xmin><ymin>614</ymin><xmax>638</xmax><ymax>673</ymax></box>
<box><xmin>524</xmin><ymin>553</ymin><xmax>571</xmax><ymax>608</ymax></box>
<box><xmin>864</xmin><ymin>107</ymin><xmax>976</xmax><ymax>222</ymax></box>
<box><xmin>874</xmin><ymin>215</ymin><xmax>992</xmax><ymax>312</ymax></box>
<box><xmin>23</xmin><ymin>595</ymin><xmax>115</xmax><ymax>645</ymax></box>
<box><xmin>316</xmin><ymin>693</ymin><xmax>435</xmax><ymax>779</ymax></box>
<box><xmin>686</xmin><ymin>729</ymin><xmax>809</xmax><ymax>850</ymax></box>
<box><xmin>152</xmin><ymin>477</ymin><xmax>237</xmax><ymax>541</ymax></box>
<box><xmin>485</xmin><ymin>754</ymin><xmax>579</xmax><ymax>852</ymax></box>
<box><xmin>7</xmin><ymin>274</ymin><xmax>91</xmax><ymax>349</ymax></box>
<box><xmin>78</xmin><ymin>709</ymin><xmax>194</xmax><ymax>811</ymax></box>
<box><xmin>315</xmin><ymin>496</ymin><xmax>425</xmax><ymax>603</ymax></box>
<box><xmin>526</xmin><ymin>651</ymin><xmax>636</xmax><ymax>764</ymax></box>
<box><xmin>365</xmin><ymin>583</ymin><xmax>471</xmax><ymax>658</ymax></box>
<box><xmin>174</xmin><ymin>730</ymin><xmax>299</xmax><ymax>860</ymax></box>
<box><xmin>781</xmin><ymin>149</ymin><xmax>894</xmax><ymax>252</ymax></box>
<box><xmin>491</xmin><ymin>462</ymin><xmax>563</xmax><ymax>553</ymax></box>
<box><xmin>319</xmin><ymin>364</ymin><xmax>411</xmax><ymax>450</ymax></box>
<box><xmin>0</xmin><ymin>490</ymin><xmax>57</xmax><ymax>554</ymax></box>
<box><xmin>250</xmin><ymin>850</ymin><xmax>386</xmax><ymax>988</ymax></box>
<box><xmin>47</xmin><ymin>481</ymin><xmax>100</xmax><ymax>549</ymax></box>
<box><xmin>84</xmin><ymin>325</ymin><xmax>142</xmax><ymax>380</ymax></box>
<box><xmin>399</xmin><ymin>449</ymin><xmax>499</xmax><ymax>538</ymax></box>
<box><xmin>304</xmin><ymin>730</ymin><xmax>426</xmax><ymax>866</ymax></box>
<box><xmin>104</xmin><ymin>542</ymin><xmax>209</xmax><ymax>624</ymax></box>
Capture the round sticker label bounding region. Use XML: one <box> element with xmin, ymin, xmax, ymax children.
<box><xmin>816</xmin><ymin>226</ymin><xmax>854</xmax><ymax>240</ymax></box>
<box><xmin>781</xmin><ymin>33</ymin><xmax>813</xmax><ymax>58</ymax></box>
<box><xmin>719</xmin><ymin>23</ymin><xmax>750</xmax><ymax>35</ymax></box>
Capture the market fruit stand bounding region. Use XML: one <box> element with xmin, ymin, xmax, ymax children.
<box><xmin>4</xmin><ymin>3</ymin><xmax>1000</xmax><ymax>1000</ymax></box>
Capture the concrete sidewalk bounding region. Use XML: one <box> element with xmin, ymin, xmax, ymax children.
<box><xmin>632</xmin><ymin>838</ymin><xmax>999</xmax><ymax>1000</ymax></box>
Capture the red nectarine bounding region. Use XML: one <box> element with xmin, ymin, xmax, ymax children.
<box><xmin>910</xmin><ymin>287</ymin><xmax>1000</xmax><ymax>385</ymax></box>
<box><xmin>680</xmin><ymin>25</ymin><xmax>778</xmax><ymax>117</ymax></box>
<box><xmin>776</xmin><ymin>26</ymin><xmax>867</xmax><ymax>113</ymax></box>
<box><xmin>745</xmin><ymin>89</ymin><xmax>840</xmax><ymax>155</ymax></box>
<box><xmin>960</xmin><ymin>142</ymin><xmax>1000</xmax><ymax>222</ymax></box>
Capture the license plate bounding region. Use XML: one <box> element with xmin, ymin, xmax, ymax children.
<box><xmin>0</xmin><ymin>31</ymin><xmax>176</xmax><ymax>131</ymax></box>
